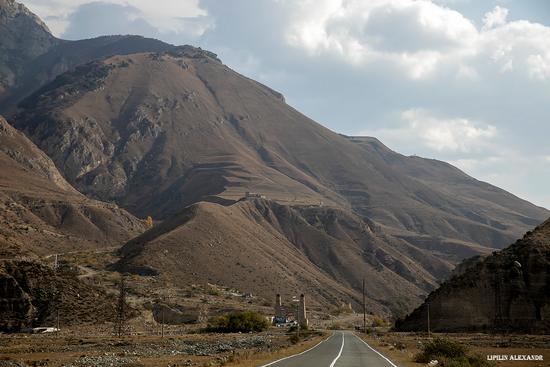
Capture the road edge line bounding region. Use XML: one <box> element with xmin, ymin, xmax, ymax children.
<box><xmin>353</xmin><ymin>333</ymin><xmax>400</xmax><ymax>367</ymax></box>
<box><xmin>258</xmin><ymin>332</ymin><xmax>335</xmax><ymax>367</ymax></box>
<box><xmin>329</xmin><ymin>332</ymin><xmax>345</xmax><ymax>367</ymax></box>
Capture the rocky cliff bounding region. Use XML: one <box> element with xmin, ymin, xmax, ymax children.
<box><xmin>395</xmin><ymin>218</ymin><xmax>550</xmax><ymax>333</ymax></box>
<box><xmin>0</xmin><ymin>116</ymin><xmax>145</xmax><ymax>257</ymax></box>
<box><xmin>0</xmin><ymin>260</ymin><xmax>120</xmax><ymax>331</ymax></box>
<box><xmin>0</xmin><ymin>0</ymin><xmax>59</xmax><ymax>95</ymax></box>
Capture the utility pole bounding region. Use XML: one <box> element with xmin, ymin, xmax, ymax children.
<box><xmin>161</xmin><ymin>296</ymin><xmax>165</xmax><ymax>338</ymax></box>
<box><xmin>427</xmin><ymin>303</ymin><xmax>431</xmax><ymax>339</ymax></box>
<box><xmin>363</xmin><ymin>278</ymin><xmax>366</xmax><ymax>334</ymax></box>
<box><xmin>54</xmin><ymin>282</ymin><xmax>61</xmax><ymax>336</ymax></box>
<box><xmin>116</xmin><ymin>275</ymin><xmax>126</xmax><ymax>337</ymax></box>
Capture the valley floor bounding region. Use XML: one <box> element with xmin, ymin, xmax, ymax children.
<box><xmin>0</xmin><ymin>329</ymin><xmax>325</xmax><ymax>367</ymax></box>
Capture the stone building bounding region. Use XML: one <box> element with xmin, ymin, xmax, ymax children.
<box><xmin>273</xmin><ymin>293</ymin><xmax>309</xmax><ymax>327</ymax></box>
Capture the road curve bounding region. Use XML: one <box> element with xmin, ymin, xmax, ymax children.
<box><xmin>259</xmin><ymin>331</ymin><xmax>400</xmax><ymax>367</ymax></box>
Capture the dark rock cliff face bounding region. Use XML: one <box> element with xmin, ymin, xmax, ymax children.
<box><xmin>395</xmin><ymin>219</ymin><xmax>550</xmax><ymax>333</ymax></box>
<box><xmin>0</xmin><ymin>260</ymin><xmax>119</xmax><ymax>331</ymax></box>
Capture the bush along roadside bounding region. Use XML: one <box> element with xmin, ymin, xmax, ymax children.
<box><xmin>205</xmin><ymin>311</ymin><xmax>269</xmax><ymax>333</ymax></box>
<box><xmin>415</xmin><ymin>338</ymin><xmax>495</xmax><ymax>367</ymax></box>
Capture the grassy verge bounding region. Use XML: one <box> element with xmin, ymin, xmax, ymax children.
<box><xmin>357</xmin><ymin>332</ymin><xmax>422</xmax><ymax>367</ymax></box>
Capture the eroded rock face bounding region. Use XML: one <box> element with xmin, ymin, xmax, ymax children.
<box><xmin>0</xmin><ymin>116</ymin><xmax>146</xmax><ymax>258</ymax></box>
<box><xmin>0</xmin><ymin>269</ymin><xmax>34</xmax><ymax>330</ymax></box>
<box><xmin>396</xmin><ymin>219</ymin><xmax>550</xmax><ymax>333</ymax></box>
<box><xmin>0</xmin><ymin>260</ymin><xmax>119</xmax><ymax>331</ymax></box>
<box><xmin>149</xmin><ymin>302</ymin><xmax>206</xmax><ymax>325</ymax></box>
<box><xmin>0</xmin><ymin>0</ymin><xmax>59</xmax><ymax>93</ymax></box>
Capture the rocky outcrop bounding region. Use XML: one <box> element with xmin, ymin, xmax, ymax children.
<box><xmin>0</xmin><ymin>260</ymin><xmax>119</xmax><ymax>331</ymax></box>
<box><xmin>395</xmin><ymin>219</ymin><xmax>550</xmax><ymax>333</ymax></box>
<box><xmin>148</xmin><ymin>302</ymin><xmax>206</xmax><ymax>325</ymax></box>
<box><xmin>0</xmin><ymin>116</ymin><xmax>145</xmax><ymax>257</ymax></box>
<box><xmin>0</xmin><ymin>0</ymin><xmax>59</xmax><ymax>94</ymax></box>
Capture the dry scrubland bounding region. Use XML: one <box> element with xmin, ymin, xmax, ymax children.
<box><xmin>0</xmin><ymin>246</ymin><xmax>328</xmax><ymax>367</ymax></box>
<box><xmin>0</xmin><ymin>330</ymin><xmax>325</xmax><ymax>367</ymax></box>
<box><xmin>361</xmin><ymin>330</ymin><xmax>550</xmax><ymax>367</ymax></box>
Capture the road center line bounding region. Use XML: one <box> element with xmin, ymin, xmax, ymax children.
<box><xmin>353</xmin><ymin>333</ymin><xmax>399</xmax><ymax>367</ymax></box>
<box><xmin>329</xmin><ymin>332</ymin><xmax>345</xmax><ymax>367</ymax></box>
<box><xmin>259</xmin><ymin>332</ymin><xmax>335</xmax><ymax>367</ymax></box>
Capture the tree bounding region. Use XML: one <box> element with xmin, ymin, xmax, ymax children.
<box><xmin>144</xmin><ymin>216</ymin><xmax>153</xmax><ymax>229</ymax></box>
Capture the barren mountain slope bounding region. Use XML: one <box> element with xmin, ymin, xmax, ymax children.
<box><xmin>0</xmin><ymin>116</ymin><xmax>145</xmax><ymax>258</ymax></box>
<box><xmin>0</xmin><ymin>35</ymin><xmax>173</xmax><ymax>116</ymax></box>
<box><xmin>395</xmin><ymin>218</ymin><xmax>550</xmax><ymax>333</ymax></box>
<box><xmin>13</xmin><ymin>48</ymin><xmax>548</xmax><ymax>259</ymax></box>
<box><xmin>116</xmin><ymin>198</ymin><xmax>454</xmax><ymax>316</ymax></box>
<box><xmin>0</xmin><ymin>0</ymin><xmax>173</xmax><ymax>115</ymax></box>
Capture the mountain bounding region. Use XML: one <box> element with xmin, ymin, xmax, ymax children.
<box><xmin>115</xmin><ymin>198</ymin><xmax>452</xmax><ymax>315</ymax></box>
<box><xmin>0</xmin><ymin>116</ymin><xmax>144</xmax><ymax>258</ymax></box>
<box><xmin>0</xmin><ymin>0</ymin><xmax>173</xmax><ymax>115</ymax></box>
<box><xmin>3</xmin><ymin>2</ymin><xmax>548</xmax><ymax>314</ymax></box>
<box><xmin>12</xmin><ymin>48</ymin><xmax>548</xmax><ymax>250</ymax></box>
<box><xmin>0</xmin><ymin>0</ymin><xmax>59</xmax><ymax>96</ymax></box>
<box><xmin>10</xmin><ymin>48</ymin><xmax>548</xmax><ymax>313</ymax></box>
<box><xmin>395</xmin><ymin>218</ymin><xmax>550</xmax><ymax>333</ymax></box>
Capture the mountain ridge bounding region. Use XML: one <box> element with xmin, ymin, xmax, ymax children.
<box><xmin>1</xmin><ymin>0</ymin><xmax>548</xmax><ymax>314</ymax></box>
<box><xmin>0</xmin><ymin>115</ymin><xmax>145</xmax><ymax>258</ymax></box>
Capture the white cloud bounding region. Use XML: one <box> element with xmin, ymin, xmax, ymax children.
<box><xmin>478</xmin><ymin>19</ymin><xmax>550</xmax><ymax>80</ymax></box>
<box><xmin>365</xmin><ymin>109</ymin><xmax>497</xmax><ymax>154</ymax></box>
<box><xmin>527</xmin><ymin>53</ymin><xmax>550</xmax><ymax>80</ymax></box>
<box><xmin>25</xmin><ymin>0</ymin><xmax>206</xmax><ymax>36</ymax></box>
<box><xmin>277</xmin><ymin>1</ymin><xmax>550</xmax><ymax>83</ymax></box>
<box><xmin>449</xmin><ymin>154</ymin><xmax>550</xmax><ymax>210</ymax></box>
<box><xmin>482</xmin><ymin>6</ymin><xmax>508</xmax><ymax>30</ymax></box>
<box><xmin>282</xmin><ymin>0</ymin><xmax>478</xmax><ymax>79</ymax></box>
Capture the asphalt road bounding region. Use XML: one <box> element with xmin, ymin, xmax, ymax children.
<box><xmin>260</xmin><ymin>331</ymin><xmax>399</xmax><ymax>367</ymax></box>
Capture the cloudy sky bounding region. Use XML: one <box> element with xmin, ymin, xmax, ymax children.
<box><xmin>25</xmin><ymin>0</ymin><xmax>550</xmax><ymax>209</ymax></box>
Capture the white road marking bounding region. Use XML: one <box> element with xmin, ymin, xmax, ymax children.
<box><xmin>329</xmin><ymin>332</ymin><xmax>345</xmax><ymax>367</ymax></box>
<box><xmin>353</xmin><ymin>332</ymin><xmax>399</xmax><ymax>367</ymax></box>
<box><xmin>258</xmin><ymin>332</ymin><xmax>335</xmax><ymax>367</ymax></box>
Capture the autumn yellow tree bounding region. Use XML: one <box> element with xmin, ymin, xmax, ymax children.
<box><xmin>144</xmin><ymin>216</ymin><xmax>153</xmax><ymax>229</ymax></box>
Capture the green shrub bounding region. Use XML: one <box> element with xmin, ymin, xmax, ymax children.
<box><xmin>207</xmin><ymin>286</ymin><xmax>220</xmax><ymax>296</ymax></box>
<box><xmin>415</xmin><ymin>338</ymin><xmax>467</xmax><ymax>363</ymax></box>
<box><xmin>206</xmin><ymin>311</ymin><xmax>269</xmax><ymax>333</ymax></box>
<box><xmin>372</xmin><ymin>316</ymin><xmax>388</xmax><ymax>327</ymax></box>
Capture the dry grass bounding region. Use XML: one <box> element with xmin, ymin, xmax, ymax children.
<box><xmin>358</xmin><ymin>332</ymin><xmax>550</xmax><ymax>367</ymax></box>
<box><xmin>225</xmin><ymin>332</ymin><xmax>328</xmax><ymax>367</ymax></box>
